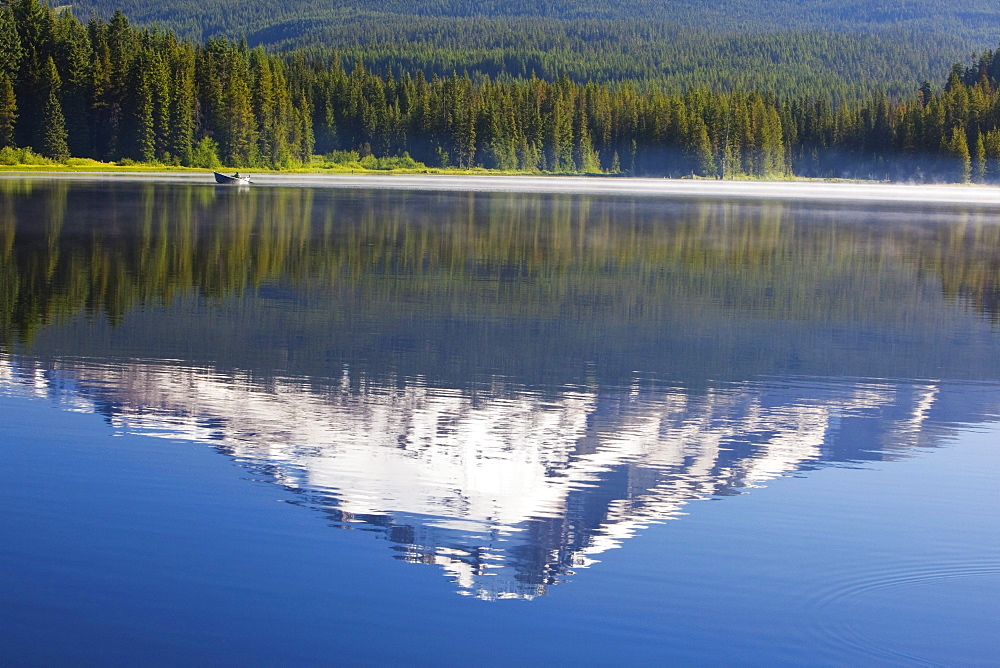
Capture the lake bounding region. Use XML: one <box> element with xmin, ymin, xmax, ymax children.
<box><xmin>1</xmin><ymin>176</ymin><xmax>998</xmax><ymax>665</ymax></box>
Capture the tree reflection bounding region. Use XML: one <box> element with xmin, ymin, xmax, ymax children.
<box><xmin>2</xmin><ymin>178</ymin><xmax>999</xmax><ymax>384</ymax></box>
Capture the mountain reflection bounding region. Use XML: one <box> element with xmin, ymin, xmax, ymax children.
<box><xmin>2</xmin><ymin>178</ymin><xmax>1000</xmax><ymax>599</ymax></box>
<box><xmin>3</xmin><ymin>355</ymin><xmax>993</xmax><ymax>599</ymax></box>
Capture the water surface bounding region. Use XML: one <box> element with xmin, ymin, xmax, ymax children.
<box><xmin>1</xmin><ymin>178</ymin><xmax>998</xmax><ymax>663</ymax></box>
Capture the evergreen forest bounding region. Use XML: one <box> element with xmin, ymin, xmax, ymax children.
<box><xmin>4</xmin><ymin>0</ymin><xmax>1000</xmax><ymax>180</ymax></box>
<box><xmin>64</xmin><ymin>0</ymin><xmax>997</xmax><ymax>97</ymax></box>
<box><xmin>52</xmin><ymin>11</ymin><xmax>974</xmax><ymax>100</ymax></box>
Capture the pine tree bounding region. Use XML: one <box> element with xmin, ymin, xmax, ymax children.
<box><xmin>195</xmin><ymin>39</ymin><xmax>227</xmax><ymax>155</ymax></box>
<box><xmin>221</xmin><ymin>49</ymin><xmax>259</xmax><ymax>165</ymax></box>
<box><xmin>54</xmin><ymin>11</ymin><xmax>92</xmax><ymax>158</ymax></box>
<box><xmin>296</xmin><ymin>94</ymin><xmax>315</xmax><ymax>164</ymax></box>
<box><xmin>40</xmin><ymin>57</ymin><xmax>69</xmax><ymax>161</ymax></box>
<box><xmin>686</xmin><ymin>115</ymin><xmax>715</xmax><ymax>176</ymax></box>
<box><xmin>250</xmin><ymin>48</ymin><xmax>277</xmax><ymax>165</ymax></box>
<box><xmin>973</xmin><ymin>132</ymin><xmax>987</xmax><ymax>183</ymax></box>
<box><xmin>545</xmin><ymin>86</ymin><xmax>573</xmax><ymax>172</ymax></box>
<box><xmin>0</xmin><ymin>5</ymin><xmax>22</xmax><ymax>78</ymax></box>
<box><xmin>168</xmin><ymin>47</ymin><xmax>195</xmax><ymax>165</ymax></box>
<box><xmin>983</xmin><ymin>129</ymin><xmax>1000</xmax><ymax>183</ymax></box>
<box><xmin>148</xmin><ymin>49</ymin><xmax>171</xmax><ymax>159</ymax></box>
<box><xmin>0</xmin><ymin>73</ymin><xmax>16</xmax><ymax>147</ymax></box>
<box><xmin>13</xmin><ymin>0</ymin><xmax>55</xmax><ymax>149</ymax></box>
<box><xmin>106</xmin><ymin>10</ymin><xmax>134</xmax><ymax>99</ymax></box>
<box><xmin>125</xmin><ymin>50</ymin><xmax>156</xmax><ymax>162</ymax></box>
<box><xmin>572</xmin><ymin>94</ymin><xmax>600</xmax><ymax>172</ymax></box>
<box><xmin>943</xmin><ymin>126</ymin><xmax>971</xmax><ymax>183</ymax></box>
<box><xmin>88</xmin><ymin>17</ymin><xmax>115</xmax><ymax>160</ymax></box>
<box><xmin>759</xmin><ymin>106</ymin><xmax>785</xmax><ymax>176</ymax></box>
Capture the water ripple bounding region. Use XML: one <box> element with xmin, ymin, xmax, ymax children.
<box><xmin>808</xmin><ymin>560</ymin><xmax>1000</xmax><ymax>665</ymax></box>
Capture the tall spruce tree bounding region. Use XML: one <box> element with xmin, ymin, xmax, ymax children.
<box><xmin>0</xmin><ymin>5</ymin><xmax>22</xmax><ymax>79</ymax></box>
<box><xmin>148</xmin><ymin>49</ymin><xmax>171</xmax><ymax>159</ymax></box>
<box><xmin>222</xmin><ymin>61</ymin><xmax>258</xmax><ymax>165</ymax></box>
<box><xmin>88</xmin><ymin>17</ymin><xmax>114</xmax><ymax>159</ymax></box>
<box><xmin>973</xmin><ymin>132</ymin><xmax>987</xmax><ymax>183</ymax></box>
<box><xmin>686</xmin><ymin>115</ymin><xmax>715</xmax><ymax>176</ymax></box>
<box><xmin>0</xmin><ymin>73</ymin><xmax>16</xmax><ymax>147</ymax></box>
<box><xmin>168</xmin><ymin>46</ymin><xmax>195</xmax><ymax>165</ymax></box>
<box><xmin>124</xmin><ymin>49</ymin><xmax>156</xmax><ymax>162</ymax></box>
<box><xmin>54</xmin><ymin>11</ymin><xmax>92</xmax><ymax>157</ymax></box>
<box><xmin>13</xmin><ymin>0</ymin><xmax>54</xmax><ymax>149</ymax></box>
<box><xmin>944</xmin><ymin>126</ymin><xmax>971</xmax><ymax>183</ymax></box>
<box><xmin>40</xmin><ymin>57</ymin><xmax>69</xmax><ymax>161</ymax></box>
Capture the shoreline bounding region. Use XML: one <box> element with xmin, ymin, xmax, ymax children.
<box><xmin>4</xmin><ymin>170</ymin><xmax>1000</xmax><ymax>206</ymax></box>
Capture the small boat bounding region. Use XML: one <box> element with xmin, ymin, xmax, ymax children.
<box><xmin>214</xmin><ymin>171</ymin><xmax>251</xmax><ymax>185</ymax></box>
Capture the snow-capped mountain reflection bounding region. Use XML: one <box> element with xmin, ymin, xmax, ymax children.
<box><xmin>0</xmin><ymin>355</ymin><xmax>958</xmax><ymax>599</ymax></box>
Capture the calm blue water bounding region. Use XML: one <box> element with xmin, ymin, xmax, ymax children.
<box><xmin>1</xmin><ymin>177</ymin><xmax>998</xmax><ymax>665</ymax></box>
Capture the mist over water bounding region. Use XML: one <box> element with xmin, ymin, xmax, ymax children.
<box><xmin>1</xmin><ymin>177</ymin><xmax>998</xmax><ymax>662</ymax></box>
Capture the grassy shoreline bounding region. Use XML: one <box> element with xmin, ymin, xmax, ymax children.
<box><xmin>0</xmin><ymin>156</ymin><xmax>556</xmax><ymax>177</ymax></box>
<box><xmin>0</xmin><ymin>161</ymin><xmax>835</xmax><ymax>182</ymax></box>
<box><xmin>1</xmin><ymin>157</ymin><xmax>993</xmax><ymax>188</ymax></box>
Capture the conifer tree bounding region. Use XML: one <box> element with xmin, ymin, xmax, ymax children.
<box><xmin>572</xmin><ymin>95</ymin><xmax>600</xmax><ymax>172</ymax></box>
<box><xmin>759</xmin><ymin>105</ymin><xmax>785</xmax><ymax>176</ymax></box>
<box><xmin>88</xmin><ymin>17</ymin><xmax>114</xmax><ymax>160</ymax></box>
<box><xmin>221</xmin><ymin>50</ymin><xmax>258</xmax><ymax>165</ymax></box>
<box><xmin>40</xmin><ymin>57</ymin><xmax>69</xmax><ymax>161</ymax></box>
<box><xmin>124</xmin><ymin>49</ymin><xmax>156</xmax><ymax>162</ymax></box>
<box><xmin>983</xmin><ymin>129</ymin><xmax>1000</xmax><ymax>182</ymax></box>
<box><xmin>686</xmin><ymin>115</ymin><xmax>715</xmax><ymax>176</ymax></box>
<box><xmin>973</xmin><ymin>132</ymin><xmax>987</xmax><ymax>183</ymax></box>
<box><xmin>943</xmin><ymin>126</ymin><xmax>971</xmax><ymax>183</ymax></box>
<box><xmin>106</xmin><ymin>11</ymin><xmax>134</xmax><ymax>99</ymax></box>
<box><xmin>54</xmin><ymin>11</ymin><xmax>92</xmax><ymax>157</ymax></box>
<box><xmin>0</xmin><ymin>73</ymin><xmax>16</xmax><ymax>147</ymax></box>
<box><xmin>0</xmin><ymin>5</ymin><xmax>22</xmax><ymax>78</ymax></box>
<box><xmin>296</xmin><ymin>93</ymin><xmax>315</xmax><ymax>163</ymax></box>
<box><xmin>250</xmin><ymin>48</ymin><xmax>277</xmax><ymax>164</ymax></box>
<box><xmin>148</xmin><ymin>49</ymin><xmax>172</xmax><ymax>159</ymax></box>
<box><xmin>546</xmin><ymin>87</ymin><xmax>573</xmax><ymax>172</ymax></box>
<box><xmin>168</xmin><ymin>48</ymin><xmax>195</xmax><ymax>165</ymax></box>
<box><xmin>13</xmin><ymin>0</ymin><xmax>55</xmax><ymax>149</ymax></box>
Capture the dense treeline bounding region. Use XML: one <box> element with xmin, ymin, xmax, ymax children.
<box><xmin>64</xmin><ymin>0</ymin><xmax>992</xmax><ymax>99</ymax></box>
<box><xmin>280</xmin><ymin>25</ymin><xmax>962</xmax><ymax>102</ymax></box>
<box><xmin>0</xmin><ymin>1</ymin><xmax>315</xmax><ymax>167</ymax></box>
<box><xmin>5</xmin><ymin>0</ymin><xmax>1000</xmax><ymax>180</ymax></box>
<box><xmin>63</xmin><ymin>0</ymin><xmax>976</xmax><ymax>99</ymax></box>
<box><xmin>70</xmin><ymin>0</ymin><xmax>1000</xmax><ymax>47</ymax></box>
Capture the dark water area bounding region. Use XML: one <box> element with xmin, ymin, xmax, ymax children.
<box><xmin>1</xmin><ymin>178</ymin><xmax>998</xmax><ymax>664</ymax></box>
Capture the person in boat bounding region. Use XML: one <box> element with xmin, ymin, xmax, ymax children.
<box><xmin>234</xmin><ymin>172</ymin><xmax>240</xmax><ymax>178</ymax></box>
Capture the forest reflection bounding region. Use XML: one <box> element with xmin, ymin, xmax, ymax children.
<box><xmin>2</xmin><ymin>179</ymin><xmax>1000</xmax><ymax>599</ymax></box>
<box><xmin>3</xmin><ymin>178</ymin><xmax>999</xmax><ymax>383</ymax></box>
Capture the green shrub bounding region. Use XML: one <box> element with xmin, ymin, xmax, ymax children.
<box><xmin>326</xmin><ymin>150</ymin><xmax>361</xmax><ymax>165</ymax></box>
<box><xmin>323</xmin><ymin>150</ymin><xmax>425</xmax><ymax>170</ymax></box>
<box><xmin>64</xmin><ymin>157</ymin><xmax>104</xmax><ymax>167</ymax></box>
<box><xmin>0</xmin><ymin>146</ymin><xmax>54</xmax><ymax>166</ymax></box>
<box><xmin>190</xmin><ymin>137</ymin><xmax>222</xmax><ymax>169</ymax></box>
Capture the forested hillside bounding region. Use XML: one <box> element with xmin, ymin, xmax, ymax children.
<box><xmin>67</xmin><ymin>0</ymin><xmax>1000</xmax><ymax>40</ymax></box>
<box><xmin>63</xmin><ymin>0</ymin><xmax>989</xmax><ymax>98</ymax></box>
<box><xmin>4</xmin><ymin>0</ymin><xmax>1000</xmax><ymax>181</ymax></box>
